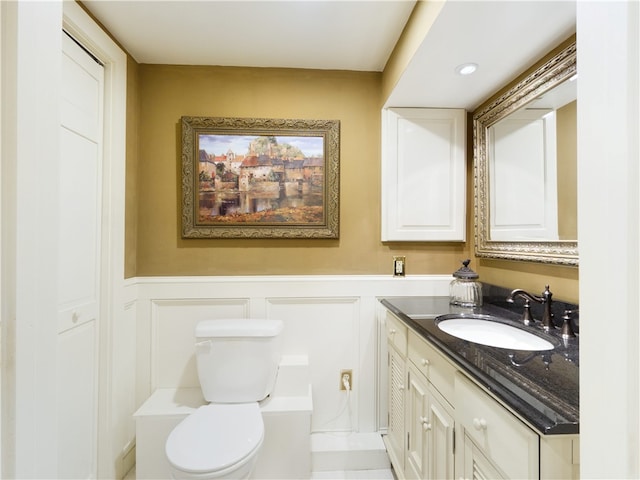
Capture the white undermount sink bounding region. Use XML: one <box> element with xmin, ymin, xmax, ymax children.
<box><xmin>436</xmin><ymin>315</ymin><xmax>554</xmax><ymax>351</ymax></box>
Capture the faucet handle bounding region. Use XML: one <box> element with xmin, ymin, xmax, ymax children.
<box><xmin>561</xmin><ymin>309</ymin><xmax>578</xmax><ymax>339</ymax></box>
<box><xmin>521</xmin><ymin>299</ymin><xmax>535</xmax><ymax>326</ymax></box>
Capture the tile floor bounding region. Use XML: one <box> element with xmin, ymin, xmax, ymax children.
<box><xmin>125</xmin><ymin>466</ymin><xmax>396</xmax><ymax>480</ymax></box>
<box><xmin>311</xmin><ymin>469</ymin><xmax>396</xmax><ymax>479</ymax></box>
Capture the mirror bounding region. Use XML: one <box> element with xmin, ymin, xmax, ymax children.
<box><xmin>473</xmin><ymin>39</ymin><xmax>578</xmax><ymax>266</ymax></box>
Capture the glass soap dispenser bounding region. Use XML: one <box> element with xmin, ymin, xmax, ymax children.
<box><xmin>450</xmin><ymin>259</ymin><xmax>483</xmax><ymax>307</ymax></box>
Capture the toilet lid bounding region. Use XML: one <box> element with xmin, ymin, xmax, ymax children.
<box><xmin>166</xmin><ymin>403</ymin><xmax>264</xmax><ymax>474</ymax></box>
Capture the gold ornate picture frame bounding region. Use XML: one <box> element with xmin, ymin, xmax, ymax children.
<box><xmin>181</xmin><ymin>116</ymin><xmax>340</xmax><ymax>239</ymax></box>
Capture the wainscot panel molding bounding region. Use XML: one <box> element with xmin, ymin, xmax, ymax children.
<box><xmin>126</xmin><ymin>275</ymin><xmax>451</xmax><ymax>434</ymax></box>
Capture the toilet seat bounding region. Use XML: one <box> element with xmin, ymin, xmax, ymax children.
<box><xmin>166</xmin><ymin>403</ymin><xmax>264</xmax><ymax>475</ymax></box>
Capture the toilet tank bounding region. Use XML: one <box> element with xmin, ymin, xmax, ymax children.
<box><xmin>195</xmin><ymin>319</ymin><xmax>284</xmax><ymax>403</ymax></box>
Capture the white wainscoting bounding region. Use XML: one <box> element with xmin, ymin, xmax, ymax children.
<box><xmin>124</xmin><ymin>275</ymin><xmax>450</xmax><ymax>442</ymax></box>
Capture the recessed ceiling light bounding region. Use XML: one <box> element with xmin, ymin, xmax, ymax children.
<box><xmin>455</xmin><ymin>63</ymin><xmax>478</xmax><ymax>76</ymax></box>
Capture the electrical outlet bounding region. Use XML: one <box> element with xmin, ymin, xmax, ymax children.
<box><xmin>340</xmin><ymin>369</ymin><xmax>353</xmax><ymax>390</ymax></box>
<box><xmin>393</xmin><ymin>256</ymin><xmax>406</xmax><ymax>276</ymax></box>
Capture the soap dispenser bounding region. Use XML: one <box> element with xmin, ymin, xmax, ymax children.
<box><xmin>450</xmin><ymin>259</ymin><xmax>483</xmax><ymax>307</ymax></box>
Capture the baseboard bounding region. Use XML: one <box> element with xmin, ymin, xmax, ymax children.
<box><xmin>311</xmin><ymin>432</ymin><xmax>390</xmax><ymax>472</ymax></box>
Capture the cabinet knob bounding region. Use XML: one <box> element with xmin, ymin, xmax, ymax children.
<box><xmin>421</xmin><ymin>358</ymin><xmax>429</xmax><ymax>366</ymax></box>
<box><xmin>399</xmin><ymin>384</ymin><xmax>405</xmax><ymax>391</ymax></box>
<box><xmin>71</xmin><ymin>311</ymin><xmax>79</xmax><ymax>323</ymax></box>
<box><xmin>389</xmin><ymin>328</ymin><xmax>396</xmax><ymax>335</ymax></box>
<box><xmin>420</xmin><ymin>416</ymin><xmax>431</xmax><ymax>431</ymax></box>
<box><xmin>472</xmin><ymin>418</ymin><xmax>487</xmax><ymax>431</ymax></box>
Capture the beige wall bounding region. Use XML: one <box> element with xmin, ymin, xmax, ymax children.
<box><xmin>124</xmin><ymin>7</ymin><xmax>578</xmax><ymax>303</ymax></box>
<box><xmin>125</xmin><ymin>56</ymin><xmax>139</xmax><ymax>278</ymax></box>
<box><xmin>557</xmin><ymin>100</ymin><xmax>577</xmax><ymax>240</ymax></box>
<box><xmin>131</xmin><ymin>64</ymin><xmax>469</xmax><ymax>276</ymax></box>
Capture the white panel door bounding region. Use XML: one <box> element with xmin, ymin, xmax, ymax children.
<box><xmin>57</xmin><ymin>31</ymin><xmax>104</xmax><ymax>479</ymax></box>
<box><xmin>381</xmin><ymin>108</ymin><xmax>466</xmax><ymax>241</ymax></box>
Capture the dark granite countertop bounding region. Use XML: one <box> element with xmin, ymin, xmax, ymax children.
<box><xmin>379</xmin><ymin>292</ymin><xmax>579</xmax><ymax>436</ymax></box>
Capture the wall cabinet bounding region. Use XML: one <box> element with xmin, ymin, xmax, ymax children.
<box><xmin>383</xmin><ymin>311</ymin><xmax>578</xmax><ymax>480</ymax></box>
<box><xmin>381</xmin><ymin>108</ymin><xmax>466</xmax><ymax>242</ymax></box>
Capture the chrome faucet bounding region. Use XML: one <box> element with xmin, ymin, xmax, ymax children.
<box><xmin>506</xmin><ymin>285</ymin><xmax>555</xmax><ymax>330</ymax></box>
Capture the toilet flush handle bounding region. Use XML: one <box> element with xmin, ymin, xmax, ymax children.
<box><xmin>195</xmin><ymin>340</ymin><xmax>212</xmax><ymax>351</ymax></box>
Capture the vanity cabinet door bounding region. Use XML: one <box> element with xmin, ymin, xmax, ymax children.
<box><xmin>427</xmin><ymin>388</ymin><xmax>455</xmax><ymax>480</ymax></box>
<box><xmin>381</xmin><ymin>107</ymin><xmax>466</xmax><ymax>242</ymax></box>
<box><xmin>387</xmin><ymin>345</ymin><xmax>407</xmax><ymax>472</ymax></box>
<box><xmin>462</xmin><ymin>433</ymin><xmax>506</xmax><ymax>480</ymax></box>
<box><xmin>455</xmin><ymin>373</ymin><xmax>539</xmax><ymax>479</ymax></box>
<box><xmin>384</xmin><ymin>312</ymin><xmax>409</xmax><ymax>473</ymax></box>
<box><xmin>405</xmin><ymin>364</ymin><xmax>429</xmax><ymax>479</ymax></box>
<box><xmin>405</xmin><ymin>363</ymin><xmax>455</xmax><ymax>480</ymax></box>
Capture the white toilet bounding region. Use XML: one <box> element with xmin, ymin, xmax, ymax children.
<box><xmin>165</xmin><ymin>319</ymin><xmax>284</xmax><ymax>479</ymax></box>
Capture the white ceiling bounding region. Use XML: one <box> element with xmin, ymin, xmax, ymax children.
<box><xmin>82</xmin><ymin>0</ymin><xmax>417</xmax><ymax>71</ymax></box>
<box><xmin>82</xmin><ymin>0</ymin><xmax>576</xmax><ymax>111</ymax></box>
<box><xmin>385</xmin><ymin>1</ymin><xmax>576</xmax><ymax>110</ymax></box>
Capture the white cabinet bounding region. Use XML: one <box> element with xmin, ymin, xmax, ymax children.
<box><xmin>384</xmin><ymin>312</ymin><xmax>455</xmax><ymax>480</ymax></box>
<box><xmin>406</xmin><ymin>327</ymin><xmax>456</xmax><ymax>479</ymax></box>
<box><xmin>382</xmin><ymin>310</ymin><xmax>579</xmax><ymax>480</ymax></box>
<box><xmin>381</xmin><ymin>108</ymin><xmax>466</xmax><ymax>242</ymax></box>
<box><xmin>405</xmin><ymin>363</ymin><xmax>455</xmax><ymax>480</ymax></box>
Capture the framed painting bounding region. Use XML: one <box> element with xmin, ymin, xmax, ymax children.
<box><xmin>181</xmin><ymin>116</ymin><xmax>340</xmax><ymax>239</ymax></box>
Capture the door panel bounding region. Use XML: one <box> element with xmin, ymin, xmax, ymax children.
<box><xmin>57</xmin><ymin>31</ymin><xmax>104</xmax><ymax>479</ymax></box>
<box><xmin>58</xmin><ymin>126</ymin><xmax>99</xmax><ymax>332</ymax></box>
<box><xmin>57</xmin><ymin>322</ymin><xmax>98</xmax><ymax>478</ymax></box>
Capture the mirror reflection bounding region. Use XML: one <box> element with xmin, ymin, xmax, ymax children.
<box><xmin>473</xmin><ymin>38</ymin><xmax>577</xmax><ymax>266</ymax></box>
<box><xmin>488</xmin><ymin>77</ymin><xmax>577</xmax><ymax>242</ymax></box>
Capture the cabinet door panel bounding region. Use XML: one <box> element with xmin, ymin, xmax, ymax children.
<box><xmin>428</xmin><ymin>389</ymin><xmax>455</xmax><ymax>480</ymax></box>
<box><xmin>382</xmin><ymin>108</ymin><xmax>466</xmax><ymax>241</ymax></box>
<box><xmin>406</xmin><ymin>366</ymin><xmax>429</xmax><ymax>479</ymax></box>
<box><xmin>463</xmin><ymin>434</ymin><xmax>506</xmax><ymax>480</ymax></box>
<box><xmin>455</xmin><ymin>373</ymin><xmax>539</xmax><ymax>479</ymax></box>
<box><xmin>387</xmin><ymin>346</ymin><xmax>406</xmax><ymax>470</ymax></box>
<box><xmin>406</xmin><ymin>364</ymin><xmax>455</xmax><ymax>480</ymax></box>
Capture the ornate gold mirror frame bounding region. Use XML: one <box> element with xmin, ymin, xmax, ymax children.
<box><xmin>473</xmin><ymin>39</ymin><xmax>578</xmax><ymax>266</ymax></box>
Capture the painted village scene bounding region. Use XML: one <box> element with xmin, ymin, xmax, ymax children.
<box><xmin>198</xmin><ymin>134</ymin><xmax>325</xmax><ymax>224</ymax></box>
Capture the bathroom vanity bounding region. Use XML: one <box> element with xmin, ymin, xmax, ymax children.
<box><xmin>380</xmin><ymin>296</ymin><xmax>579</xmax><ymax>480</ymax></box>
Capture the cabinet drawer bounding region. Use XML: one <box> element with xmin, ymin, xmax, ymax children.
<box><xmin>385</xmin><ymin>312</ymin><xmax>407</xmax><ymax>355</ymax></box>
<box><xmin>455</xmin><ymin>372</ymin><xmax>539</xmax><ymax>480</ymax></box>
<box><xmin>408</xmin><ymin>332</ymin><xmax>455</xmax><ymax>402</ymax></box>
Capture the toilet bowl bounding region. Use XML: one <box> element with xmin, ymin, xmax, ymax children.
<box><xmin>165</xmin><ymin>319</ymin><xmax>283</xmax><ymax>479</ymax></box>
<box><xmin>165</xmin><ymin>403</ymin><xmax>264</xmax><ymax>479</ymax></box>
